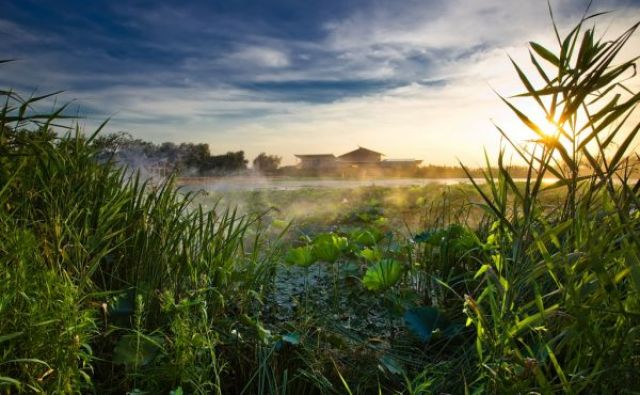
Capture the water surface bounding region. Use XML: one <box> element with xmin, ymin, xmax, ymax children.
<box><xmin>179</xmin><ymin>177</ymin><xmax>491</xmax><ymax>192</ymax></box>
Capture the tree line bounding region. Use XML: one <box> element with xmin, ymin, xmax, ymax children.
<box><xmin>93</xmin><ymin>132</ymin><xmax>282</xmax><ymax>176</ymax></box>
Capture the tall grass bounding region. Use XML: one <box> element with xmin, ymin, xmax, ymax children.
<box><xmin>460</xmin><ymin>9</ymin><xmax>640</xmax><ymax>393</ymax></box>
<box><xmin>0</xmin><ymin>82</ymin><xmax>284</xmax><ymax>393</ymax></box>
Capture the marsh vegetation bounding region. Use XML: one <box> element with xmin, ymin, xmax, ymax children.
<box><xmin>2</xmin><ymin>14</ymin><xmax>640</xmax><ymax>395</ymax></box>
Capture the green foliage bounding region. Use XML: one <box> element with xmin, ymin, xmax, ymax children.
<box><xmin>350</xmin><ymin>228</ymin><xmax>382</xmax><ymax>247</ymax></box>
<box><xmin>459</xmin><ymin>10</ymin><xmax>640</xmax><ymax>393</ymax></box>
<box><xmin>0</xmin><ymin>85</ymin><xmax>275</xmax><ymax>394</ymax></box>
<box><xmin>285</xmin><ymin>245</ymin><xmax>315</xmax><ymax>267</ymax></box>
<box><xmin>362</xmin><ymin>259</ymin><xmax>403</xmax><ymax>292</ymax></box>
<box><xmin>112</xmin><ymin>334</ymin><xmax>164</xmax><ymax>367</ymax></box>
<box><xmin>0</xmin><ymin>230</ymin><xmax>96</xmax><ymax>393</ymax></box>
<box><xmin>312</xmin><ymin>233</ymin><xmax>348</xmax><ymax>263</ymax></box>
<box><xmin>414</xmin><ymin>224</ymin><xmax>477</xmax><ymax>253</ymax></box>
<box><xmin>358</xmin><ymin>247</ymin><xmax>383</xmax><ymax>262</ymax></box>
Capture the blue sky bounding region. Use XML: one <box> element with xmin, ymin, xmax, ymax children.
<box><xmin>1</xmin><ymin>0</ymin><xmax>639</xmax><ymax>165</ymax></box>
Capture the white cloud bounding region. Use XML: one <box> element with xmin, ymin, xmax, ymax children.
<box><xmin>226</xmin><ymin>46</ymin><xmax>290</xmax><ymax>68</ymax></box>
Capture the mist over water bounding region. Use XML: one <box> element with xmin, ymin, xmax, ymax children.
<box><xmin>177</xmin><ymin>176</ymin><xmax>558</xmax><ymax>192</ymax></box>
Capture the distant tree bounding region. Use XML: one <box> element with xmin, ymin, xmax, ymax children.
<box><xmin>203</xmin><ymin>151</ymin><xmax>248</xmax><ymax>174</ymax></box>
<box><xmin>181</xmin><ymin>143</ymin><xmax>211</xmax><ymax>170</ymax></box>
<box><xmin>92</xmin><ymin>131</ymin><xmax>131</xmax><ymax>149</ymax></box>
<box><xmin>158</xmin><ymin>141</ymin><xmax>180</xmax><ymax>162</ymax></box>
<box><xmin>91</xmin><ymin>134</ymin><xmax>250</xmax><ymax>175</ymax></box>
<box><xmin>253</xmin><ymin>152</ymin><xmax>282</xmax><ymax>173</ymax></box>
<box><xmin>91</xmin><ymin>132</ymin><xmax>133</xmax><ymax>159</ymax></box>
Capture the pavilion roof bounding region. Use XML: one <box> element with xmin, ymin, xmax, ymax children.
<box><xmin>338</xmin><ymin>146</ymin><xmax>384</xmax><ymax>158</ymax></box>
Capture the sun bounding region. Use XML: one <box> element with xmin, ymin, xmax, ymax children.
<box><xmin>536</xmin><ymin>117</ymin><xmax>561</xmax><ymax>139</ymax></box>
<box><xmin>504</xmin><ymin>100</ymin><xmax>565</xmax><ymax>147</ymax></box>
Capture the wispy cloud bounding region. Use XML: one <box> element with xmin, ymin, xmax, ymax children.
<box><xmin>225</xmin><ymin>46</ymin><xmax>290</xmax><ymax>68</ymax></box>
<box><xmin>1</xmin><ymin>0</ymin><xmax>638</xmax><ymax>164</ymax></box>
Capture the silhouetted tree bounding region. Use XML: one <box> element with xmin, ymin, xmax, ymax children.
<box><xmin>202</xmin><ymin>151</ymin><xmax>248</xmax><ymax>174</ymax></box>
<box><xmin>253</xmin><ymin>152</ymin><xmax>282</xmax><ymax>173</ymax></box>
<box><xmin>92</xmin><ymin>134</ymin><xmax>249</xmax><ymax>175</ymax></box>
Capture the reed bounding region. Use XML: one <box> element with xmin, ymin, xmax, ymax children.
<box><xmin>460</xmin><ymin>8</ymin><xmax>640</xmax><ymax>393</ymax></box>
<box><xmin>0</xmin><ymin>81</ymin><xmax>281</xmax><ymax>393</ymax></box>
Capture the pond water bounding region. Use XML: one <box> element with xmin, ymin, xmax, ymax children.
<box><xmin>177</xmin><ymin>177</ymin><xmax>481</xmax><ymax>192</ymax></box>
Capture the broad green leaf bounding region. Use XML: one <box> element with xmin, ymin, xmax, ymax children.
<box><xmin>350</xmin><ymin>228</ymin><xmax>382</xmax><ymax>247</ymax></box>
<box><xmin>362</xmin><ymin>259</ymin><xmax>403</xmax><ymax>292</ymax></box>
<box><xmin>312</xmin><ymin>233</ymin><xmax>348</xmax><ymax>263</ymax></box>
<box><xmin>358</xmin><ymin>247</ymin><xmax>382</xmax><ymax>262</ymax></box>
<box><xmin>404</xmin><ymin>307</ymin><xmax>449</xmax><ymax>343</ymax></box>
<box><xmin>334</xmin><ymin>235</ymin><xmax>349</xmax><ymax>251</ymax></box>
<box><xmin>113</xmin><ymin>334</ymin><xmax>164</xmax><ymax>367</ymax></box>
<box><xmin>285</xmin><ymin>245</ymin><xmax>315</xmax><ymax>267</ymax></box>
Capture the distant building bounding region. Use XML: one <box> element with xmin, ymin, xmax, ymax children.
<box><xmin>338</xmin><ymin>147</ymin><xmax>383</xmax><ymax>165</ymax></box>
<box><xmin>294</xmin><ymin>154</ymin><xmax>338</xmax><ymax>170</ymax></box>
<box><xmin>294</xmin><ymin>146</ymin><xmax>421</xmax><ymax>173</ymax></box>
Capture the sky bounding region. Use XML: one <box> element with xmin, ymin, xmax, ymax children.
<box><xmin>1</xmin><ymin>0</ymin><xmax>639</xmax><ymax>166</ymax></box>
